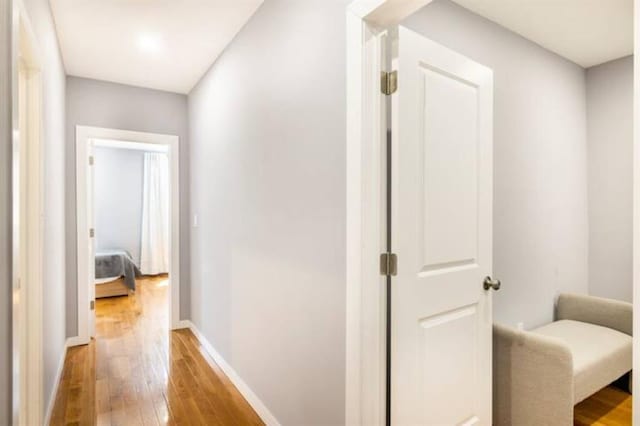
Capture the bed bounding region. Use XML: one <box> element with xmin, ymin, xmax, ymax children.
<box><xmin>95</xmin><ymin>250</ymin><xmax>141</xmax><ymax>298</ymax></box>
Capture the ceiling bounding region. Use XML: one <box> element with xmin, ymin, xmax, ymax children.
<box><xmin>50</xmin><ymin>0</ymin><xmax>264</xmax><ymax>94</ymax></box>
<box><xmin>452</xmin><ymin>0</ymin><xmax>633</xmax><ymax>68</ymax></box>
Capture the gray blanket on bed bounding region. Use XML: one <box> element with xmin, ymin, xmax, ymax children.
<box><xmin>95</xmin><ymin>250</ymin><xmax>141</xmax><ymax>291</ymax></box>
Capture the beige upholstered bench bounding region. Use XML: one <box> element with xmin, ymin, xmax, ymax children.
<box><xmin>493</xmin><ymin>293</ymin><xmax>632</xmax><ymax>426</ymax></box>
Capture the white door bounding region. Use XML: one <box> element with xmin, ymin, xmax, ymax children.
<box><xmin>87</xmin><ymin>142</ymin><xmax>96</xmax><ymax>338</ymax></box>
<box><xmin>391</xmin><ymin>26</ymin><xmax>494</xmax><ymax>426</ymax></box>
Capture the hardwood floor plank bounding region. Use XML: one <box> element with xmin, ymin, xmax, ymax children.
<box><xmin>49</xmin><ymin>275</ymin><xmax>264</xmax><ymax>426</ymax></box>
<box><xmin>574</xmin><ymin>385</ymin><xmax>632</xmax><ymax>426</ymax></box>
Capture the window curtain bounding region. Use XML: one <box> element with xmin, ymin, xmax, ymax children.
<box><xmin>140</xmin><ymin>152</ymin><xmax>170</xmax><ymax>275</ymax></box>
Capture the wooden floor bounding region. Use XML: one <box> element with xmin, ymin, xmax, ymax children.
<box><xmin>575</xmin><ymin>386</ymin><xmax>632</xmax><ymax>426</ymax></box>
<box><xmin>49</xmin><ymin>275</ymin><xmax>264</xmax><ymax>426</ymax></box>
<box><xmin>46</xmin><ymin>274</ymin><xmax>633</xmax><ymax>425</ymax></box>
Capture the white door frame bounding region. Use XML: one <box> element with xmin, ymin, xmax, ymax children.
<box><xmin>75</xmin><ymin>126</ymin><xmax>182</xmax><ymax>346</ymax></box>
<box><xmin>349</xmin><ymin>0</ymin><xmax>640</xmax><ymax>425</ymax></box>
<box><xmin>634</xmin><ymin>0</ymin><xmax>640</xmax><ymax>423</ymax></box>
<box><xmin>11</xmin><ymin>0</ymin><xmax>44</xmax><ymax>424</ymax></box>
<box><xmin>346</xmin><ymin>1</ymin><xmax>433</xmax><ymax>424</ymax></box>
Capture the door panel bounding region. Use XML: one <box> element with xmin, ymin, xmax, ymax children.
<box><xmin>392</xmin><ymin>26</ymin><xmax>493</xmax><ymax>426</ymax></box>
<box><xmin>420</xmin><ymin>65</ymin><xmax>478</xmax><ymax>272</ymax></box>
<box><xmin>420</xmin><ymin>304</ymin><xmax>479</xmax><ymax>425</ymax></box>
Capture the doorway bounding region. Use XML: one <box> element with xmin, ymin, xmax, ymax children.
<box><xmin>75</xmin><ymin>126</ymin><xmax>181</xmax><ymax>345</ymax></box>
<box><xmin>346</xmin><ymin>0</ymin><xmax>637</xmax><ymax>425</ymax></box>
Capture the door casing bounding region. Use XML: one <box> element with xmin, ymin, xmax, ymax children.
<box><xmin>634</xmin><ymin>2</ymin><xmax>640</xmax><ymax>425</ymax></box>
<box><xmin>11</xmin><ymin>0</ymin><xmax>44</xmax><ymax>424</ymax></box>
<box><xmin>346</xmin><ymin>2</ymin><xmax>434</xmax><ymax>425</ymax></box>
<box><xmin>74</xmin><ymin>126</ymin><xmax>184</xmax><ymax>347</ymax></box>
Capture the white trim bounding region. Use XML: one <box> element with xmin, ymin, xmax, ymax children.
<box><xmin>75</xmin><ymin>126</ymin><xmax>182</xmax><ymax>347</ymax></box>
<box><xmin>349</xmin><ymin>0</ymin><xmax>432</xmax><ymax>27</ymax></box>
<box><xmin>185</xmin><ymin>321</ymin><xmax>281</xmax><ymax>426</ymax></box>
<box><xmin>173</xmin><ymin>319</ymin><xmax>192</xmax><ymax>330</ymax></box>
<box><xmin>93</xmin><ymin>138</ymin><xmax>169</xmax><ymax>153</ymax></box>
<box><xmin>65</xmin><ymin>335</ymin><xmax>88</xmax><ymax>348</ymax></box>
<box><xmin>345</xmin><ymin>1</ymin><xmax>433</xmax><ymax>424</ymax></box>
<box><xmin>633</xmin><ymin>0</ymin><xmax>639</xmax><ymax>421</ymax></box>
<box><xmin>345</xmin><ymin>12</ymin><xmax>386</xmax><ymax>426</ymax></box>
<box><xmin>12</xmin><ymin>0</ymin><xmax>44</xmax><ymax>424</ymax></box>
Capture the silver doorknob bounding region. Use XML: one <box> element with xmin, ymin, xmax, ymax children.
<box><xmin>483</xmin><ymin>276</ymin><xmax>501</xmax><ymax>291</ymax></box>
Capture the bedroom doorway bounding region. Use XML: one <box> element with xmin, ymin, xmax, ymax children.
<box><xmin>75</xmin><ymin>126</ymin><xmax>181</xmax><ymax>345</ymax></box>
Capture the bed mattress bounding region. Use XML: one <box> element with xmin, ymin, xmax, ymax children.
<box><xmin>95</xmin><ymin>250</ymin><xmax>141</xmax><ymax>290</ymax></box>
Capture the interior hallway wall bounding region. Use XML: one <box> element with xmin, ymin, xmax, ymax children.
<box><xmin>188</xmin><ymin>0</ymin><xmax>348</xmax><ymax>424</ymax></box>
<box><xmin>65</xmin><ymin>77</ymin><xmax>190</xmax><ymax>336</ymax></box>
<box><xmin>93</xmin><ymin>147</ymin><xmax>145</xmax><ymax>265</ymax></box>
<box><xmin>586</xmin><ymin>56</ymin><xmax>634</xmax><ymax>303</ymax></box>
<box><xmin>0</xmin><ymin>0</ymin><xmax>68</xmax><ymax>418</ymax></box>
<box><xmin>404</xmin><ymin>0</ymin><xmax>589</xmax><ymax>329</ymax></box>
<box><xmin>20</xmin><ymin>0</ymin><xmax>68</xmax><ymax>416</ymax></box>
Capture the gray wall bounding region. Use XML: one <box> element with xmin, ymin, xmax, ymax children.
<box><xmin>0</xmin><ymin>0</ymin><xmax>13</xmax><ymax>421</ymax></box>
<box><xmin>66</xmin><ymin>77</ymin><xmax>190</xmax><ymax>336</ymax></box>
<box><xmin>0</xmin><ymin>0</ymin><xmax>67</xmax><ymax>419</ymax></box>
<box><xmin>404</xmin><ymin>0</ymin><xmax>590</xmax><ymax>329</ymax></box>
<box><xmin>24</xmin><ymin>0</ymin><xmax>68</xmax><ymax>416</ymax></box>
<box><xmin>94</xmin><ymin>147</ymin><xmax>145</xmax><ymax>265</ymax></box>
<box><xmin>586</xmin><ymin>56</ymin><xmax>634</xmax><ymax>303</ymax></box>
<box><xmin>188</xmin><ymin>0</ymin><xmax>347</xmax><ymax>424</ymax></box>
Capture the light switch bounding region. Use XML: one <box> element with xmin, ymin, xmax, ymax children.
<box><xmin>193</xmin><ymin>214</ymin><xmax>198</xmax><ymax>228</ymax></box>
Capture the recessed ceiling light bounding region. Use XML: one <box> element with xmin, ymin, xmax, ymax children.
<box><xmin>137</xmin><ymin>33</ymin><xmax>163</xmax><ymax>54</ymax></box>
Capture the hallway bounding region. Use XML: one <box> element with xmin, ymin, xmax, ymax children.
<box><xmin>49</xmin><ymin>276</ymin><xmax>263</xmax><ymax>425</ymax></box>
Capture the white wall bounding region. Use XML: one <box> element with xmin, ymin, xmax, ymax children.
<box><xmin>586</xmin><ymin>56</ymin><xmax>634</xmax><ymax>303</ymax></box>
<box><xmin>188</xmin><ymin>0</ymin><xmax>348</xmax><ymax>424</ymax></box>
<box><xmin>66</xmin><ymin>77</ymin><xmax>190</xmax><ymax>336</ymax></box>
<box><xmin>21</xmin><ymin>0</ymin><xmax>68</xmax><ymax>417</ymax></box>
<box><xmin>404</xmin><ymin>0</ymin><xmax>590</xmax><ymax>329</ymax></box>
<box><xmin>93</xmin><ymin>147</ymin><xmax>145</xmax><ymax>264</ymax></box>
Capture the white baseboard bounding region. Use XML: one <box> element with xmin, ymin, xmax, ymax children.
<box><xmin>65</xmin><ymin>335</ymin><xmax>89</xmax><ymax>347</ymax></box>
<box><xmin>184</xmin><ymin>321</ymin><xmax>281</xmax><ymax>426</ymax></box>
<box><xmin>172</xmin><ymin>319</ymin><xmax>191</xmax><ymax>330</ymax></box>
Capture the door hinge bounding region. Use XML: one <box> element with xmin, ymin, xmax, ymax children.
<box><xmin>380</xmin><ymin>253</ymin><xmax>398</xmax><ymax>276</ymax></box>
<box><xmin>89</xmin><ymin>156</ymin><xmax>94</xmax><ymax>166</ymax></box>
<box><xmin>90</xmin><ymin>300</ymin><xmax>95</xmax><ymax>310</ymax></box>
<box><xmin>381</xmin><ymin>71</ymin><xmax>398</xmax><ymax>95</ymax></box>
<box><xmin>89</xmin><ymin>228</ymin><xmax>95</xmax><ymax>238</ymax></box>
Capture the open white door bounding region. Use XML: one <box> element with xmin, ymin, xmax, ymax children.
<box><xmin>87</xmin><ymin>141</ymin><xmax>96</xmax><ymax>338</ymax></box>
<box><xmin>391</xmin><ymin>26</ymin><xmax>494</xmax><ymax>425</ymax></box>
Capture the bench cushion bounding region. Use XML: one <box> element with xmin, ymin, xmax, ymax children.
<box><xmin>532</xmin><ymin>320</ymin><xmax>632</xmax><ymax>404</ymax></box>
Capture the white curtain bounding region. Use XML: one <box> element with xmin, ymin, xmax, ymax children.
<box><xmin>140</xmin><ymin>152</ymin><xmax>170</xmax><ymax>275</ymax></box>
